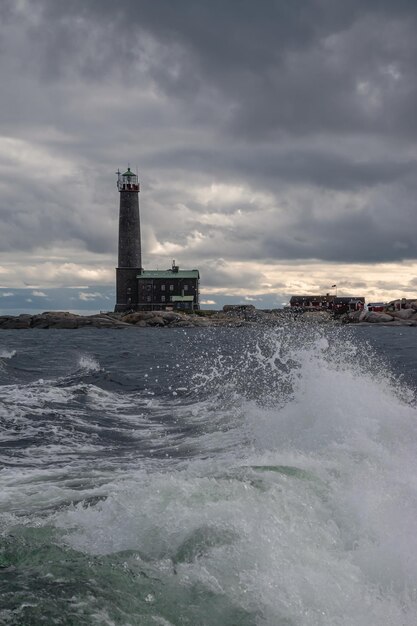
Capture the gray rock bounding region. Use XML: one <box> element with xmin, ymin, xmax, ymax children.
<box><xmin>0</xmin><ymin>311</ymin><xmax>133</xmax><ymax>329</ymax></box>
<box><xmin>0</xmin><ymin>316</ymin><xmax>31</xmax><ymax>329</ymax></box>
<box><xmin>171</xmin><ymin>320</ymin><xmax>193</xmax><ymax>328</ymax></box>
<box><xmin>361</xmin><ymin>311</ymin><xmax>394</xmax><ymax>323</ymax></box>
<box><xmin>159</xmin><ymin>311</ymin><xmax>183</xmax><ymax>323</ymax></box>
<box><xmin>391</xmin><ymin>308</ymin><xmax>416</xmax><ymax>320</ymax></box>
<box><xmin>146</xmin><ymin>316</ymin><xmax>166</xmax><ymax>326</ymax></box>
<box><xmin>301</xmin><ymin>310</ymin><xmax>333</xmax><ymax>322</ymax></box>
<box><xmin>49</xmin><ymin>319</ymin><xmax>79</xmax><ymax>329</ymax></box>
<box><xmin>348</xmin><ymin>310</ymin><xmax>362</xmax><ymax>322</ymax></box>
<box><xmin>190</xmin><ymin>317</ymin><xmax>211</xmax><ymax>327</ymax></box>
<box><xmin>31</xmin><ymin>316</ymin><xmax>52</xmax><ymax>328</ymax></box>
<box><xmin>121</xmin><ymin>311</ymin><xmax>168</xmax><ymax>324</ymax></box>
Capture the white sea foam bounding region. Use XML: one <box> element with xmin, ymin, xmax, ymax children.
<box><xmin>0</xmin><ymin>466</ymin><xmax>116</xmax><ymax>515</ymax></box>
<box><xmin>51</xmin><ymin>325</ymin><xmax>417</xmax><ymax>625</ymax></box>
<box><xmin>0</xmin><ymin>381</ymin><xmax>74</xmax><ymax>409</ymax></box>
<box><xmin>0</xmin><ymin>348</ymin><xmax>16</xmax><ymax>359</ymax></box>
<box><xmin>78</xmin><ymin>354</ymin><xmax>101</xmax><ymax>372</ymax></box>
<box><xmin>3</xmin><ymin>325</ymin><xmax>417</xmax><ymax>624</ymax></box>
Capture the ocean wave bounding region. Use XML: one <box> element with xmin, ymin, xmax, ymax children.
<box><xmin>52</xmin><ymin>450</ymin><xmax>417</xmax><ymax>625</ymax></box>
<box><xmin>78</xmin><ymin>354</ymin><xmax>101</xmax><ymax>372</ymax></box>
<box><xmin>1</xmin><ymin>324</ymin><xmax>417</xmax><ymax>624</ymax></box>
<box><xmin>0</xmin><ymin>349</ymin><xmax>16</xmax><ymax>359</ymax></box>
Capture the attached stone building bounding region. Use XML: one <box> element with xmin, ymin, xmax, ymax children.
<box><xmin>137</xmin><ymin>263</ymin><xmax>200</xmax><ymax>311</ymax></box>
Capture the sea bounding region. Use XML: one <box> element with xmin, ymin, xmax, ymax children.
<box><xmin>0</xmin><ymin>322</ymin><xmax>417</xmax><ymax>626</ymax></box>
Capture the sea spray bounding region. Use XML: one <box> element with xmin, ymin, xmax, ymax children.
<box><xmin>0</xmin><ymin>349</ymin><xmax>16</xmax><ymax>360</ymax></box>
<box><xmin>0</xmin><ymin>324</ymin><xmax>416</xmax><ymax>625</ymax></box>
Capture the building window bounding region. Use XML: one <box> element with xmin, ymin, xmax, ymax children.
<box><xmin>147</xmin><ymin>296</ymin><xmax>151</xmax><ymax>302</ymax></box>
<box><xmin>161</xmin><ymin>284</ymin><xmax>165</xmax><ymax>291</ymax></box>
<box><xmin>147</xmin><ymin>284</ymin><xmax>151</xmax><ymax>291</ymax></box>
<box><xmin>161</xmin><ymin>296</ymin><xmax>165</xmax><ymax>302</ymax></box>
<box><xmin>170</xmin><ymin>285</ymin><xmax>174</xmax><ymax>291</ymax></box>
<box><xmin>184</xmin><ymin>285</ymin><xmax>188</xmax><ymax>291</ymax></box>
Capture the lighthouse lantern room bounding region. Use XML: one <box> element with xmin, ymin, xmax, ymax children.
<box><xmin>117</xmin><ymin>167</ymin><xmax>139</xmax><ymax>192</ymax></box>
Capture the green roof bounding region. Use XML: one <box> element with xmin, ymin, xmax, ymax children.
<box><xmin>137</xmin><ymin>270</ymin><xmax>200</xmax><ymax>279</ymax></box>
<box><xmin>122</xmin><ymin>167</ymin><xmax>136</xmax><ymax>177</ymax></box>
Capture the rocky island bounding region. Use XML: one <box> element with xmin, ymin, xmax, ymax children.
<box><xmin>0</xmin><ymin>307</ymin><xmax>277</xmax><ymax>329</ymax></box>
<box><xmin>1</xmin><ymin>301</ymin><xmax>417</xmax><ymax>329</ymax></box>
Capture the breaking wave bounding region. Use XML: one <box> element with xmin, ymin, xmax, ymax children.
<box><xmin>1</xmin><ymin>323</ymin><xmax>417</xmax><ymax>625</ymax></box>
<box><xmin>0</xmin><ymin>349</ymin><xmax>16</xmax><ymax>359</ymax></box>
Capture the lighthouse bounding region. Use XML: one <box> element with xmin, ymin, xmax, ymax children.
<box><xmin>114</xmin><ymin>167</ymin><xmax>142</xmax><ymax>312</ymax></box>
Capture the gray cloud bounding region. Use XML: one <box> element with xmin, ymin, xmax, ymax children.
<box><xmin>0</xmin><ymin>0</ymin><xmax>416</xmax><ymax>307</ymax></box>
<box><xmin>144</xmin><ymin>146</ymin><xmax>416</xmax><ymax>191</ymax></box>
<box><xmin>27</xmin><ymin>0</ymin><xmax>417</xmax><ymax>139</ymax></box>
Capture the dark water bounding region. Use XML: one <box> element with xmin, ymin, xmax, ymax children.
<box><xmin>1</xmin><ymin>323</ymin><xmax>417</xmax><ymax>625</ymax></box>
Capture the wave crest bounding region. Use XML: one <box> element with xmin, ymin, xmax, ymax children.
<box><xmin>0</xmin><ymin>349</ymin><xmax>16</xmax><ymax>359</ymax></box>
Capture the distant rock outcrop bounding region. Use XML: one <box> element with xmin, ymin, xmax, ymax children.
<box><xmin>344</xmin><ymin>307</ymin><xmax>417</xmax><ymax>326</ymax></box>
<box><xmin>0</xmin><ymin>308</ymin><xmax>292</xmax><ymax>329</ymax></box>
<box><xmin>0</xmin><ymin>309</ymin><xmax>241</xmax><ymax>329</ymax></box>
<box><xmin>0</xmin><ymin>312</ymin><xmax>131</xmax><ymax>330</ymax></box>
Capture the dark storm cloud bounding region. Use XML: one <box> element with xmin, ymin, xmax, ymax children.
<box><xmin>145</xmin><ymin>146</ymin><xmax>416</xmax><ymax>191</ymax></box>
<box><xmin>0</xmin><ymin>0</ymin><xmax>416</xmax><ymax>280</ymax></box>
<box><xmin>262</xmin><ymin>210</ymin><xmax>415</xmax><ymax>264</ymax></box>
<box><xmin>31</xmin><ymin>0</ymin><xmax>417</xmax><ymax>138</ymax></box>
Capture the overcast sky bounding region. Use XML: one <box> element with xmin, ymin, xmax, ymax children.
<box><xmin>1</xmin><ymin>0</ymin><xmax>416</xmax><ymax>311</ymax></box>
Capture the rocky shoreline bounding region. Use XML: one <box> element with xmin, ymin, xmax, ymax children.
<box><xmin>0</xmin><ymin>309</ymin><xmax>286</xmax><ymax>329</ymax></box>
<box><xmin>342</xmin><ymin>303</ymin><xmax>417</xmax><ymax>326</ymax></box>
<box><xmin>1</xmin><ymin>303</ymin><xmax>417</xmax><ymax>329</ymax></box>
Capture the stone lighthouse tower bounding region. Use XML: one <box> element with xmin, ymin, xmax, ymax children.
<box><xmin>114</xmin><ymin>167</ymin><xmax>142</xmax><ymax>312</ymax></box>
